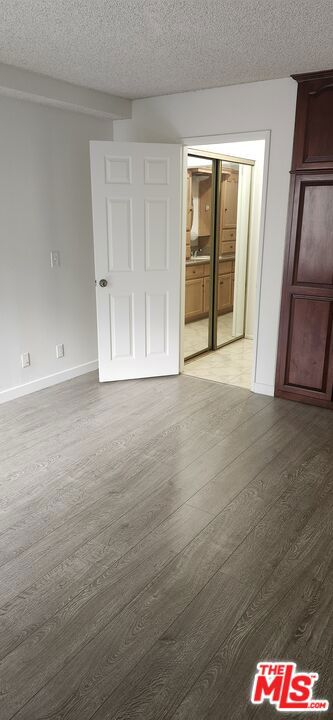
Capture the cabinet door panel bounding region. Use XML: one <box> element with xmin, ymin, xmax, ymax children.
<box><xmin>221</xmin><ymin>171</ymin><xmax>238</xmax><ymax>229</ymax></box>
<box><xmin>305</xmin><ymin>89</ymin><xmax>333</xmax><ymax>163</ymax></box>
<box><xmin>185</xmin><ymin>278</ymin><xmax>204</xmax><ymax>320</ymax></box>
<box><xmin>295</xmin><ymin>181</ymin><xmax>333</xmax><ymax>286</ymax></box>
<box><xmin>292</xmin><ymin>76</ymin><xmax>333</xmax><ymax>170</ymax></box>
<box><xmin>218</xmin><ymin>274</ymin><xmax>232</xmax><ymax>313</ymax></box>
<box><xmin>198</xmin><ymin>176</ymin><xmax>212</xmax><ymax>237</ymax></box>
<box><xmin>286</xmin><ymin>297</ymin><xmax>333</xmax><ymax>392</ymax></box>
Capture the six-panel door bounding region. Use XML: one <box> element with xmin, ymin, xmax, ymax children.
<box><xmin>90</xmin><ymin>142</ymin><xmax>182</xmax><ymax>381</ymax></box>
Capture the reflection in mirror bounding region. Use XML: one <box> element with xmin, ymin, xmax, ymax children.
<box><xmin>184</xmin><ymin>156</ymin><xmax>213</xmax><ymax>359</ymax></box>
<box><xmin>216</xmin><ymin>162</ymin><xmax>251</xmax><ymax>348</ymax></box>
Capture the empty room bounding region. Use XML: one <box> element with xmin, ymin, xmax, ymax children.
<box><xmin>0</xmin><ymin>2</ymin><xmax>333</xmax><ymax>719</ymax></box>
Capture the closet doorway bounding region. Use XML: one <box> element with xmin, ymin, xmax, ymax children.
<box><xmin>184</xmin><ymin>146</ymin><xmax>255</xmax><ymax>389</ymax></box>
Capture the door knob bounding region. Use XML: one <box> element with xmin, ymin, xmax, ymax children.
<box><xmin>99</xmin><ymin>279</ymin><xmax>108</xmax><ymax>287</ymax></box>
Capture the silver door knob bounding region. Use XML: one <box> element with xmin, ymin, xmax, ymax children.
<box><xmin>99</xmin><ymin>279</ymin><xmax>108</xmax><ymax>287</ymax></box>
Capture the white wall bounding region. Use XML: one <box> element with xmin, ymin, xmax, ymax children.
<box><xmin>245</xmin><ymin>141</ymin><xmax>265</xmax><ymax>340</ymax></box>
<box><xmin>0</xmin><ymin>94</ymin><xmax>113</xmax><ymax>402</ymax></box>
<box><xmin>114</xmin><ymin>78</ymin><xmax>297</xmax><ymax>395</ymax></box>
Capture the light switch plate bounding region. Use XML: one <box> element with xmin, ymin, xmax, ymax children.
<box><xmin>56</xmin><ymin>343</ymin><xmax>64</xmax><ymax>359</ymax></box>
<box><xmin>21</xmin><ymin>352</ymin><xmax>30</xmax><ymax>368</ymax></box>
<box><xmin>50</xmin><ymin>250</ymin><xmax>60</xmax><ymax>268</ymax></box>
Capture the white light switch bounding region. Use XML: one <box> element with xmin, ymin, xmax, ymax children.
<box><xmin>56</xmin><ymin>343</ymin><xmax>64</xmax><ymax>359</ymax></box>
<box><xmin>21</xmin><ymin>352</ymin><xmax>30</xmax><ymax>368</ymax></box>
<box><xmin>50</xmin><ymin>250</ymin><xmax>60</xmax><ymax>268</ymax></box>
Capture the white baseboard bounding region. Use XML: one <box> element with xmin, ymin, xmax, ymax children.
<box><xmin>253</xmin><ymin>381</ymin><xmax>274</xmax><ymax>397</ymax></box>
<box><xmin>0</xmin><ymin>360</ymin><xmax>98</xmax><ymax>404</ymax></box>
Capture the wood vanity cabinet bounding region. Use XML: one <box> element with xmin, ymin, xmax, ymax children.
<box><xmin>185</xmin><ymin>260</ymin><xmax>234</xmax><ymax>322</ymax></box>
<box><xmin>185</xmin><ymin>277</ymin><xmax>204</xmax><ymax>321</ymax></box>
<box><xmin>185</xmin><ymin>262</ymin><xmax>207</xmax><ymax>322</ymax></box>
<box><xmin>275</xmin><ymin>70</ymin><xmax>333</xmax><ymax>408</ymax></box>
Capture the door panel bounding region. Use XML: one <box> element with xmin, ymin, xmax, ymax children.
<box><xmin>144</xmin><ymin>199</ymin><xmax>169</xmax><ymax>271</ymax></box>
<box><xmin>145</xmin><ymin>292</ymin><xmax>168</xmax><ymax>356</ymax></box>
<box><xmin>90</xmin><ymin>141</ymin><xmax>182</xmax><ymax>381</ymax></box>
<box><xmin>106</xmin><ymin>198</ymin><xmax>133</xmax><ymax>271</ymax></box>
<box><xmin>110</xmin><ymin>294</ymin><xmax>134</xmax><ymax>359</ymax></box>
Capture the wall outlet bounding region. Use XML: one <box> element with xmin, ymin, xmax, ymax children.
<box><xmin>21</xmin><ymin>352</ymin><xmax>30</xmax><ymax>368</ymax></box>
<box><xmin>56</xmin><ymin>343</ymin><xmax>64</xmax><ymax>359</ymax></box>
<box><xmin>50</xmin><ymin>250</ymin><xmax>60</xmax><ymax>268</ymax></box>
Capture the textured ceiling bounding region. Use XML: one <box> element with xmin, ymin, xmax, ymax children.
<box><xmin>0</xmin><ymin>0</ymin><xmax>332</xmax><ymax>99</ymax></box>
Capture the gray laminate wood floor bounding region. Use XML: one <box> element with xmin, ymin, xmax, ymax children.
<box><xmin>0</xmin><ymin>371</ymin><xmax>332</xmax><ymax>720</ymax></box>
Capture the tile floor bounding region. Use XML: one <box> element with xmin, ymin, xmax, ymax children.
<box><xmin>184</xmin><ymin>313</ymin><xmax>236</xmax><ymax>358</ymax></box>
<box><xmin>183</xmin><ymin>337</ymin><xmax>253</xmax><ymax>389</ymax></box>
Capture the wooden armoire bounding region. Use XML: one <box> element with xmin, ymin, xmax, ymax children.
<box><xmin>275</xmin><ymin>70</ymin><xmax>333</xmax><ymax>409</ymax></box>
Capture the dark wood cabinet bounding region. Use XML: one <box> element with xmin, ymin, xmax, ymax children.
<box><xmin>291</xmin><ymin>70</ymin><xmax>333</xmax><ymax>171</ymax></box>
<box><xmin>275</xmin><ymin>70</ymin><xmax>333</xmax><ymax>408</ymax></box>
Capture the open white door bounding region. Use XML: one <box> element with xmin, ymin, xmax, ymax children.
<box><xmin>90</xmin><ymin>142</ymin><xmax>183</xmax><ymax>381</ymax></box>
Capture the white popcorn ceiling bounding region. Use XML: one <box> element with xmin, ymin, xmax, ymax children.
<box><xmin>0</xmin><ymin>0</ymin><xmax>332</xmax><ymax>99</ymax></box>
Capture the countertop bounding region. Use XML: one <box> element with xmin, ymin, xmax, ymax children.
<box><xmin>186</xmin><ymin>255</ymin><xmax>234</xmax><ymax>266</ymax></box>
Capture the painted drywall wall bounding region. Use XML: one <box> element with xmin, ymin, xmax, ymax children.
<box><xmin>245</xmin><ymin>141</ymin><xmax>265</xmax><ymax>340</ymax></box>
<box><xmin>0</xmin><ymin>94</ymin><xmax>113</xmax><ymax>401</ymax></box>
<box><xmin>0</xmin><ymin>62</ymin><xmax>131</xmax><ymax>119</ymax></box>
<box><xmin>114</xmin><ymin>78</ymin><xmax>297</xmax><ymax>395</ymax></box>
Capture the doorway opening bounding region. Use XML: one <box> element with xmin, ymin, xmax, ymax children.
<box><xmin>183</xmin><ymin>140</ymin><xmax>265</xmax><ymax>390</ymax></box>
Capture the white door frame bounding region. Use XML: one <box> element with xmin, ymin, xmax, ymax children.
<box><xmin>180</xmin><ymin>130</ymin><xmax>271</xmax><ymax>392</ymax></box>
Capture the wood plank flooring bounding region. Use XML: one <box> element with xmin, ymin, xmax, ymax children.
<box><xmin>0</xmin><ymin>371</ymin><xmax>332</xmax><ymax>719</ymax></box>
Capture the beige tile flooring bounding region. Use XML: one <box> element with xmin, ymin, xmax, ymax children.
<box><xmin>183</xmin><ymin>337</ymin><xmax>253</xmax><ymax>389</ymax></box>
<box><xmin>184</xmin><ymin>313</ymin><xmax>236</xmax><ymax>358</ymax></box>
